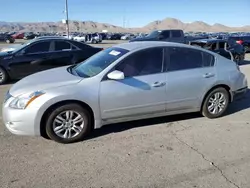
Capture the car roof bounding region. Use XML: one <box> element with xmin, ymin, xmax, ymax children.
<box><xmin>33</xmin><ymin>37</ymin><xmax>72</xmax><ymax>42</ymax></box>
<box><xmin>114</xmin><ymin>41</ymin><xmax>204</xmax><ymax>51</ymax></box>
<box><xmin>192</xmin><ymin>39</ymin><xmax>226</xmax><ymax>43</ymax></box>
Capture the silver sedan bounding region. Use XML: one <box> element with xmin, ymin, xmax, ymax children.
<box><xmin>2</xmin><ymin>41</ymin><xmax>248</xmax><ymax>143</ymax></box>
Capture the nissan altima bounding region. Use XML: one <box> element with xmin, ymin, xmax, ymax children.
<box><xmin>2</xmin><ymin>41</ymin><xmax>248</xmax><ymax>143</ymax></box>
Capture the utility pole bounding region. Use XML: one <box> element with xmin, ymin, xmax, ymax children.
<box><xmin>65</xmin><ymin>0</ymin><xmax>69</xmax><ymax>38</ymax></box>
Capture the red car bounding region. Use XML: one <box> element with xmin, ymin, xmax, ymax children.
<box><xmin>12</xmin><ymin>33</ymin><xmax>24</xmax><ymax>39</ymax></box>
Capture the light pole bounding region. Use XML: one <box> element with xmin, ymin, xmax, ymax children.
<box><xmin>65</xmin><ymin>0</ymin><xmax>70</xmax><ymax>38</ymax></box>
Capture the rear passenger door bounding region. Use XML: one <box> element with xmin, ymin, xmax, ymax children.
<box><xmin>160</xmin><ymin>31</ymin><xmax>171</xmax><ymax>41</ymax></box>
<box><xmin>169</xmin><ymin>30</ymin><xmax>184</xmax><ymax>43</ymax></box>
<box><xmin>39</xmin><ymin>40</ymin><xmax>77</xmax><ymax>69</ymax></box>
<box><xmin>165</xmin><ymin>47</ymin><xmax>216</xmax><ymax>111</ymax></box>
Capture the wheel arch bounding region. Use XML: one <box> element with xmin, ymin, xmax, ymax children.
<box><xmin>40</xmin><ymin>100</ymin><xmax>95</xmax><ymax>138</ymax></box>
<box><xmin>200</xmin><ymin>84</ymin><xmax>232</xmax><ymax>112</ymax></box>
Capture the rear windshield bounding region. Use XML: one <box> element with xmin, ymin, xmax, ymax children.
<box><xmin>73</xmin><ymin>47</ymin><xmax>129</xmax><ymax>78</ymax></box>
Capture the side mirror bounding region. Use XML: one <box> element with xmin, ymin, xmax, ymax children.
<box><xmin>107</xmin><ymin>70</ymin><xmax>125</xmax><ymax>80</ymax></box>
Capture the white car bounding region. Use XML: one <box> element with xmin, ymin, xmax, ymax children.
<box><xmin>74</xmin><ymin>35</ymin><xmax>86</xmax><ymax>42</ymax></box>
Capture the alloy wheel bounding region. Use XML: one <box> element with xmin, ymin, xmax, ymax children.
<box><xmin>0</xmin><ymin>70</ymin><xmax>4</xmax><ymax>82</ymax></box>
<box><xmin>207</xmin><ymin>92</ymin><xmax>227</xmax><ymax>115</ymax></box>
<box><xmin>52</xmin><ymin>110</ymin><xmax>85</xmax><ymax>139</ymax></box>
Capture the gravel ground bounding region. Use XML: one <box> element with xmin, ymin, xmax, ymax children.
<box><xmin>0</xmin><ymin>40</ymin><xmax>250</xmax><ymax>188</ymax></box>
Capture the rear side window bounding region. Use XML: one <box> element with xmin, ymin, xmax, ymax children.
<box><xmin>166</xmin><ymin>47</ymin><xmax>214</xmax><ymax>71</ymax></box>
<box><xmin>161</xmin><ymin>31</ymin><xmax>170</xmax><ymax>39</ymax></box>
<box><xmin>55</xmin><ymin>41</ymin><xmax>71</xmax><ymax>51</ymax></box>
<box><xmin>202</xmin><ymin>52</ymin><xmax>215</xmax><ymax>67</ymax></box>
<box><xmin>172</xmin><ymin>31</ymin><xmax>182</xmax><ymax>38</ymax></box>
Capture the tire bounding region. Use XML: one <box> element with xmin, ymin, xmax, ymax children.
<box><xmin>6</xmin><ymin>39</ymin><xmax>10</xmax><ymax>43</ymax></box>
<box><xmin>244</xmin><ymin>46</ymin><xmax>249</xmax><ymax>53</ymax></box>
<box><xmin>201</xmin><ymin>87</ymin><xmax>229</xmax><ymax>119</ymax></box>
<box><xmin>45</xmin><ymin>103</ymin><xmax>91</xmax><ymax>144</ymax></box>
<box><xmin>0</xmin><ymin>67</ymin><xmax>8</xmax><ymax>85</ymax></box>
<box><xmin>234</xmin><ymin>54</ymin><xmax>240</xmax><ymax>64</ymax></box>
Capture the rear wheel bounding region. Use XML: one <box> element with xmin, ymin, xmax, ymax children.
<box><xmin>234</xmin><ymin>54</ymin><xmax>241</xmax><ymax>64</ymax></box>
<box><xmin>244</xmin><ymin>46</ymin><xmax>249</xmax><ymax>53</ymax></box>
<box><xmin>0</xmin><ymin>67</ymin><xmax>8</xmax><ymax>85</ymax></box>
<box><xmin>202</xmin><ymin>87</ymin><xmax>229</xmax><ymax>118</ymax></box>
<box><xmin>5</xmin><ymin>39</ymin><xmax>10</xmax><ymax>43</ymax></box>
<box><xmin>45</xmin><ymin>103</ymin><xmax>91</xmax><ymax>144</ymax></box>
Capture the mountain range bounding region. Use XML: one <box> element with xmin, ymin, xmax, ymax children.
<box><xmin>0</xmin><ymin>18</ymin><xmax>249</xmax><ymax>33</ymax></box>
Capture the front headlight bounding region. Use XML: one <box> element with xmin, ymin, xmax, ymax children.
<box><xmin>9</xmin><ymin>91</ymin><xmax>45</xmax><ymax>109</ymax></box>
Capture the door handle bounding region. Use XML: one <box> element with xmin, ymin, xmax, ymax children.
<box><xmin>151</xmin><ymin>81</ymin><xmax>166</xmax><ymax>87</ymax></box>
<box><xmin>203</xmin><ymin>73</ymin><xmax>215</xmax><ymax>78</ymax></box>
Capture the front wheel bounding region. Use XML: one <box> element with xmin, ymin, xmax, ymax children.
<box><xmin>0</xmin><ymin>67</ymin><xmax>8</xmax><ymax>85</ymax></box>
<box><xmin>45</xmin><ymin>103</ymin><xmax>91</xmax><ymax>143</ymax></box>
<box><xmin>202</xmin><ymin>87</ymin><xmax>229</xmax><ymax>118</ymax></box>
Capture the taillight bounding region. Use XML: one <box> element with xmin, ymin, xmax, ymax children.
<box><xmin>236</xmin><ymin>40</ymin><xmax>243</xmax><ymax>45</ymax></box>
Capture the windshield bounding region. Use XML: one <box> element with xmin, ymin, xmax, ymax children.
<box><xmin>73</xmin><ymin>47</ymin><xmax>129</xmax><ymax>78</ymax></box>
<box><xmin>11</xmin><ymin>38</ymin><xmax>37</xmax><ymax>53</ymax></box>
<box><xmin>147</xmin><ymin>30</ymin><xmax>161</xmax><ymax>38</ymax></box>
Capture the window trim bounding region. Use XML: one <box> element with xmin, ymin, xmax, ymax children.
<box><xmin>51</xmin><ymin>40</ymin><xmax>80</xmax><ymax>52</ymax></box>
<box><xmin>102</xmin><ymin>47</ymin><xmax>165</xmax><ymax>81</ymax></box>
<box><xmin>164</xmin><ymin>46</ymin><xmax>215</xmax><ymax>73</ymax></box>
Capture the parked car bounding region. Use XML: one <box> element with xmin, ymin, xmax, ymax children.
<box><xmin>73</xmin><ymin>34</ymin><xmax>86</xmax><ymax>42</ymax></box>
<box><xmin>190</xmin><ymin>39</ymin><xmax>245</xmax><ymax>63</ymax></box>
<box><xmin>121</xmin><ymin>34</ymin><xmax>135</xmax><ymax>40</ymax></box>
<box><xmin>0</xmin><ymin>37</ymin><xmax>102</xmax><ymax>84</ymax></box>
<box><xmin>130</xmin><ymin>29</ymin><xmax>185</xmax><ymax>43</ymax></box>
<box><xmin>228</xmin><ymin>36</ymin><xmax>250</xmax><ymax>53</ymax></box>
<box><xmin>106</xmin><ymin>33</ymin><xmax>122</xmax><ymax>40</ymax></box>
<box><xmin>85</xmin><ymin>33</ymin><xmax>102</xmax><ymax>43</ymax></box>
<box><xmin>12</xmin><ymin>33</ymin><xmax>24</xmax><ymax>39</ymax></box>
<box><xmin>2</xmin><ymin>41</ymin><xmax>248</xmax><ymax>143</ymax></box>
<box><xmin>23</xmin><ymin>33</ymin><xmax>38</xmax><ymax>40</ymax></box>
<box><xmin>0</xmin><ymin>33</ymin><xmax>15</xmax><ymax>43</ymax></box>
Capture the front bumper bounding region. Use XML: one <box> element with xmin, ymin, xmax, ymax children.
<box><xmin>2</xmin><ymin>98</ymin><xmax>40</xmax><ymax>136</ymax></box>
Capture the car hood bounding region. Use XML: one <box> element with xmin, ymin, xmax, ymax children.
<box><xmin>0</xmin><ymin>51</ymin><xmax>10</xmax><ymax>57</ymax></box>
<box><xmin>0</xmin><ymin>44</ymin><xmax>21</xmax><ymax>53</ymax></box>
<box><xmin>9</xmin><ymin>66</ymin><xmax>82</xmax><ymax>97</ymax></box>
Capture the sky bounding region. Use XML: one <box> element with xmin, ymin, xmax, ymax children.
<box><xmin>0</xmin><ymin>0</ymin><xmax>249</xmax><ymax>27</ymax></box>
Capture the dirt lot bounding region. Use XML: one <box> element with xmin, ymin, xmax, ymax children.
<box><xmin>0</xmin><ymin>40</ymin><xmax>250</xmax><ymax>188</ymax></box>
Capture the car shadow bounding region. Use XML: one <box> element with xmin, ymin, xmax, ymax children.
<box><xmin>85</xmin><ymin>113</ymin><xmax>201</xmax><ymax>141</ymax></box>
<box><xmin>226</xmin><ymin>89</ymin><xmax>250</xmax><ymax>115</ymax></box>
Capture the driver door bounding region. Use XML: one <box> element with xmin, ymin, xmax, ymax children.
<box><xmin>99</xmin><ymin>47</ymin><xmax>167</xmax><ymax>123</ymax></box>
<box><xmin>9</xmin><ymin>41</ymin><xmax>52</xmax><ymax>79</ymax></box>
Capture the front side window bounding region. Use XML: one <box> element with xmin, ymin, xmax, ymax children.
<box><xmin>25</xmin><ymin>41</ymin><xmax>50</xmax><ymax>54</ymax></box>
<box><xmin>73</xmin><ymin>47</ymin><xmax>129</xmax><ymax>78</ymax></box>
<box><xmin>219</xmin><ymin>42</ymin><xmax>226</xmax><ymax>49</ymax></box>
<box><xmin>167</xmin><ymin>47</ymin><xmax>203</xmax><ymax>71</ymax></box>
<box><xmin>116</xmin><ymin>48</ymin><xmax>163</xmax><ymax>77</ymax></box>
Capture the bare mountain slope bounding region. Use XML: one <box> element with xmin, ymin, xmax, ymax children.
<box><xmin>0</xmin><ymin>18</ymin><xmax>249</xmax><ymax>32</ymax></box>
